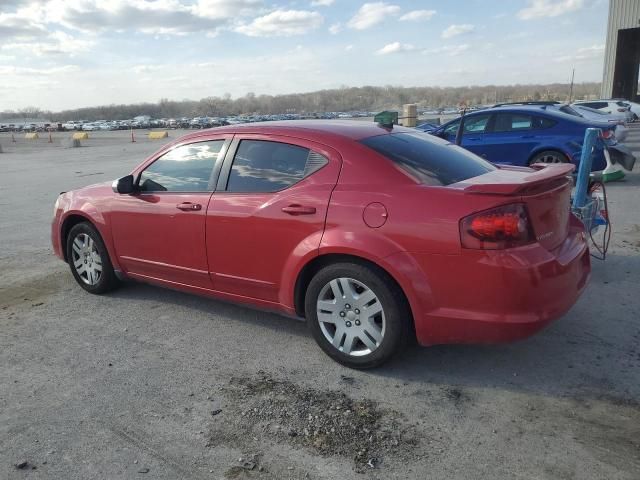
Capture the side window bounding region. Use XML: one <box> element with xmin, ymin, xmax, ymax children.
<box><xmin>462</xmin><ymin>114</ymin><xmax>491</xmax><ymax>133</ymax></box>
<box><xmin>493</xmin><ymin>113</ymin><xmax>533</xmax><ymax>132</ymax></box>
<box><xmin>443</xmin><ymin>120</ymin><xmax>460</xmax><ymax>135</ymax></box>
<box><xmin>532</xmin><ymin>116</ymin><xmax>557</xmax><ymax>129</ymax></box>
<box><xmin>138</xmin><ymin>140</ymin><xmax>224</xmax><ymax>192</ymax></box>
<box><xmin>226</xmin><ymin>140</ymin><xmax>328</xmax><ymax>193</ymax></box>
<box><xmin>443</xmin><ymin>114</ymin><xmax>491</xmax><ymax>135</ymax></box>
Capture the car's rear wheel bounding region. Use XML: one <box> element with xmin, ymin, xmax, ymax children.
<box><xmin>305</xmin><ymin>262</ymin><xmax>410</xmax><ymax>369</ymax></box>
<box><xmin>529</xmin><ymin>150</ymin><xmax>568</xmax><ymax>165</ymax></box>
<box><xmin>66</xmin><ymin>222</ymin><xmax>120</xmax><ymax>294</ymax></box>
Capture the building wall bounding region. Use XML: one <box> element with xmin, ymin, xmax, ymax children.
<box><xmin>601</xmin><ymin>0</ymin><xmax>640</xmax><ymax>98</ymax></box>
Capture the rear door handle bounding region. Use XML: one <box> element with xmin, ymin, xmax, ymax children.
<box><xmin>176</xmin><ymin>202</ymin><xmax>202</xmax><ymax>211</ymax></box>
<box><xmin>281</xmin><ymin>205</ymin><xmax>316</xmax><ymax>215</ymax></box>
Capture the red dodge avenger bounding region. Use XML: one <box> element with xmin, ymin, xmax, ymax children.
<box><xmin>52</xmin><ymin>121</ymin><xmax>590</xmax><ymax>368</ymax></box>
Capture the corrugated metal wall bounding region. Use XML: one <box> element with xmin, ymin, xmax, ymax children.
<box><xmin>601</xmin><ymin>0</ymin><xmax>640</xmax><ymax>98</ymax></box>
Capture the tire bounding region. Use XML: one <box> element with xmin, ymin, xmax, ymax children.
<box><xmin>66</xmin><ymin>222</ymin><xmax>120</xmax><ymax>294</ymax></box>
<box><xmin>304</xmin><ymin>262</ymin><xmax>410</xmax><ymax>369</ymax></box>
<box><xmin>529</xmin><ymin>150</ymin><xmax>569</xmax><ymax>166</ymax></box>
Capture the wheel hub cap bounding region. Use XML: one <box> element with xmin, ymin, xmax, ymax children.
<box><xmin>316</xmin><ymin>277</ymin><xmax>386</xmax><ymax>357</ymax></box>
<box><xmin>71</xmin><ymin>233</ymin><xmax>102</xmax><ymax>286</ymax></box>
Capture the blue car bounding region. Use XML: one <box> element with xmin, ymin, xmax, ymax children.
<box><xmin>419</xmin><ymin>106</ymin><xmax>619</xmax><ymax>171</ymax></box>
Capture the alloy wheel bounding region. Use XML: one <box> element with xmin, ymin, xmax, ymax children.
<box><xmin>531</xmin><ymin>152</ymin><xmax>566</xmax><ymax>164</ymax></box>
<box><xmin>316</xmin><ymin>277</ymin><xmax>386</xmax><ymax>356</ymax></box>
<box><xmin>71</xmin><ymin>233</ymin><xmax>102</xmax><ymax>285</ymax></box>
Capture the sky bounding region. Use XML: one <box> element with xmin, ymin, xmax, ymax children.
<box><xmin>0</xmin><ymin>0</ymin><xmax>609</xmax><ymax>111</ymax></box>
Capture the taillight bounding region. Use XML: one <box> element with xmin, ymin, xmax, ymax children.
<box><xmin>600</xmin><ymin>129</ymin><xmax>613</xmax><ymax>139</ymax></box>
<box><xmin>460</xmin><ymin>203</ymin><xmax>535</xmax><ymax>249</ymax></box>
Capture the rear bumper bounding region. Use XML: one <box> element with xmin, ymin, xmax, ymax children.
<box><xmin>413</xmin><ymin>219</ymin><xmax>590</xmax><ymax>345</ymax></box>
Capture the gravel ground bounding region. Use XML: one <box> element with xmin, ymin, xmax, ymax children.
<box><xmin>1</xmin><ymin>128</ymin><xmax>639</xmax><ymax>479</ymax></box>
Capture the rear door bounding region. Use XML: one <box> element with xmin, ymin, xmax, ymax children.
<box><xmin>206</xmin><ymin>135</ymin><xmax>341</xmax><ymax>302</ymax></box>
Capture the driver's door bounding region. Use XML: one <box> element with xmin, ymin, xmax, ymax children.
<box><xmin>109</xmin><ymin>137</ymin><xmax>230</xmax><ymax>288</ymax></box>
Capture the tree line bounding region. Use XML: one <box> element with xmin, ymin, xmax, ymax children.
<box><xmin>2</xmin><ymin>82</ymin><xmax>601</xmax><ymax>122</ymax></box>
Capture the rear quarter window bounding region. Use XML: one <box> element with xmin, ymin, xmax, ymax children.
<box><xmin>360</xmin><ymin>132</ymin><xmax>495</xmax><ymax>186</ymax></box>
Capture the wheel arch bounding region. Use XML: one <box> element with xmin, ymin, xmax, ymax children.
<box><xmin>60</xmin><ymin>213</ymin><xmax>95</xmax><ymax>262</ymax></box>
<box><xmin>292</xmin><ymin>252</ymin><xmax>417</xmax><ymax>339</ymax></box>
<box><xmin>527</xmin><ymin>147</ymin><xmax>572</xmax><ymax>165</ymax></box>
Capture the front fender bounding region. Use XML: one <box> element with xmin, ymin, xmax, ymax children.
<box><xmin>59</xmin><ymin>195</ymin><xmax>122</xmax><ymax>272</ymax></box>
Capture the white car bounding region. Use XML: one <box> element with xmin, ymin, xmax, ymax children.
<box><xmin>572</xmin><ymin>100</ymin><xmax>634</xmax><ymax>123</ymax></box>
<box><xmin>571</xmin><ymin>104</ymin><xmax>628</xmax><ymax>142</ymax></box>
<box><xmin>612</xmin><ymin>99</ymin><xmax>640</xmax><ymax>120</ymax></box>
<box><xmin>82</xmin><ymin>123</ymin><xmax>99</xmax><ymax>131</ymax></box>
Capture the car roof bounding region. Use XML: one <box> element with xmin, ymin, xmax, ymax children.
<box><xmin>177</xmin><ymin>120</ymin><xmax>413</xmax><ymax>143</ymax></box>
<box><xmin>443</xmin><ymin>105</ymin><xmax>611</xmax><ymax>127</ymax></box>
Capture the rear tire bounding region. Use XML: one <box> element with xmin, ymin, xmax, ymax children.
<box><xmin>529</xmin><ymin>150</ymin><xmax>569</xmax><ymax>166</ymax></box>
<box><xmin>66</xmin><ymin>222</ymin><xmax>120</xmax><ymax>294</ymax></box>
<box><xmin>305</xmin><ymin>262</ymin><xmax>410</xmax><ymax>369</ymax></box>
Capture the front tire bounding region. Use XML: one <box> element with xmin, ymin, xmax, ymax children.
<box><xmin>66</xmin><ymin>222</ymin><xmax>120</xmax><ymax>294</ymax></box>
<box><xmin>305</xmin><ymin>262</ymin><xmax>410</xmax><ymax>369</ymax></box>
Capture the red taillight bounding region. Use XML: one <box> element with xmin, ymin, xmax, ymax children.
<box><xmin>600</xmin><ymin>129</ymin><xmax>613</xmax><ymax>139</ymax></box>
<box><xmin>460</xmin><ymin>203</ymin><xmax>535</xmax><ymax>249</ymax></box>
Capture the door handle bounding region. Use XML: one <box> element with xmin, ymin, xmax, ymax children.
<box><xmin>467</xmin><ymin>137</ymin><xmax>481</xmax><ymax>141</ymax></box>
<box><xmin>176</xmin><ymin>202</ymin><xmax>202</xmax><ymax>211</ymax></box>
<box><xmin>281</xmin><ymin>204</ymin><xmax>316</xmax><ymax>215</ymax></box>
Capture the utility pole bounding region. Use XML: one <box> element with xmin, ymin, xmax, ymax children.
<box><xmin>568</xmin><ymin>68</ymin><xmax>575</xmax><ymax>103</ymax></box>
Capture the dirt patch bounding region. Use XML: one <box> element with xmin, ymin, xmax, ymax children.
<box><xmin>208</xmin><ymin>372</ymin><xmax>418</xmax><ymax>472</ymax></box>
<box><xmin>0</xmin><ymin>269</ymin><xmax>67</xmax><ymax>309</ymax></box>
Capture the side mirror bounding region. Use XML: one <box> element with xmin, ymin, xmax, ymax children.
<box><xmin>112</xmin><ymin>175</ymin><xmax>136</xmax><ymax>194</ymax></box>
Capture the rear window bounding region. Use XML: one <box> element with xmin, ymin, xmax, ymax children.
<box><xmin>360</xmin><ymin>132</ymin><xmax>495</xmax><ymax>186</ymax></box>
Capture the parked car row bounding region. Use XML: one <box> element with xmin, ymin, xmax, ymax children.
<box><xmin>416</xmin><ymin>100</ymin><xmax>636</xmax><ymax>172</ymax></box>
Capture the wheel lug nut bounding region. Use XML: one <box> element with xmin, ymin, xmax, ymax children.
<box><xmin>355</xmin><ymin>320</ymin><xmax>361</xmax><ymax>326</ymax></box>
<box><xmin>345</xmin><ymin>321</ymin><xmax>352</xmax><ymax>327</ymax></box>
<box><xmin>345</xmin><ymin>304</ymin><xmax>351</xmax><ymax>309</ymax></box>
<box><xmin>354</xmin><ymin>308</ymin><xmax>360</xmax><ymax>314</ymax></box>
<box><xmin>339</xmin><ymin>311</ymin><xmax>346</xmax><ymax>317</ymax></box>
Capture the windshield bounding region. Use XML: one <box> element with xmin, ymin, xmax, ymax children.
<box><xmin>361</xmin><ymin>132</ymin><xmax>495</xmax><ymax>186</ymax></box>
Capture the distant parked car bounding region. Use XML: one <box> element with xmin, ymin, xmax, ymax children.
<box><xmin>428</xmin><ymin>105</ymin><xmax>625</xmax><ymax>171</ymax></box>
<box><xmin>611</xmin><ymin>99</ymin><xmax>640</xmax><ymax>120</ymax></box>
<box><xmin>82</xmin><ymin>123</ymin><xmax>100</xmax><ymax>131</ymax></box>
<box><xmin>571</xmin><ymin>104</ymin><xmax>628</xmax><ymax>142</ymax></box>
<box><xmin>572</xmin><ymin>100</ymin><xmax>634</xmax><ymax>123</ymax></box>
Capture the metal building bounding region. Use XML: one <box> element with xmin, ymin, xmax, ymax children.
<box><xmin>601</xmin><ymin>0</ymin><xmax>640</xmax><ymax>101</ymax></box>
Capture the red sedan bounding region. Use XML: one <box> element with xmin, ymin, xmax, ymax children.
<box><xmin>51</xmin><ymin>121</ymin><xmax>590</xmax><ymax>368</ymax></box>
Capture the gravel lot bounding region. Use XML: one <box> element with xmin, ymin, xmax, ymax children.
<box><xmin>1</xmin><ymin>127</ymin><xmax>639</xmax><ymax>479</ymax></box>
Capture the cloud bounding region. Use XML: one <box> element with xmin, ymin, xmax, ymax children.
<box><xmin>311</xmin><ymin>0</ymin><xmax>334</xmax><ymax>6</ymax></box>
<box><xmin>554</xmin><ymin>44</ymin><xmax>604</xmax><ymax>63</ymax></box>
<box><xmin>441</xmin><ymin>24</ymin><xmax>474</xmax><ymax>39</ymax></box>
<box><xmin>399</xmin><ymin>10</ymin><xmax>436</xmax><ymax>22</ymax></box>
<box><xmin>347</xmin><ymin>2</ymin><xmax>400</xmax><ymax>30</ymax></box>
<box><xmin>376</xmin><ymin>42</ymin><xmax>416</xmax><ymax>55</ymax></box>
<box><xmin>235</xmin><ymin>10</ymin><xmax>324</xmax><ymax>37</ymax></box>
<box><xmin>192</xmin><ymin>0</ymin><xmax>262</xmax><ymax>19</ymax></box>
<box><xmin>518</xmin><ymin>0</ymin><xmax>584</xmax><ymax>20</ymax></box>
<box><xmin>1</xmin><ymin>30</ymin><xmax>94</xmax><ymax>56</ymax></box>
<box><xmin>424</xmin><ymin>44</ymin><xmax>470</xmax><ymax>56</ymax></box>
<box><xmin>328</xmin><ymin>22</ymin><xmax>342</xmax><ymax>34</ymax></box>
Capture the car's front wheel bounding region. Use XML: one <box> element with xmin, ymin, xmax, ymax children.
<box><xmin>66</xmin><ymin>222</ymin><xmax>120</xmax><ymax>294</ymax></box>
<box><xmin>305</xmin><ymin>262</ymin><xmax>410</xmax><ymax>369</ymax></box>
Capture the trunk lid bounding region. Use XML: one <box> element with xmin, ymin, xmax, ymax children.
<box><xmin>452</xmin><ymin>164</ymin><xmax>574</xmax><ymax>250</ymax></box>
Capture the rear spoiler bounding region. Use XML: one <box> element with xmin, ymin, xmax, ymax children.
<box><xmin>457</xmin><ymin>164</ymin><xmax>575</xmax><ymax>195</ymax></box>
